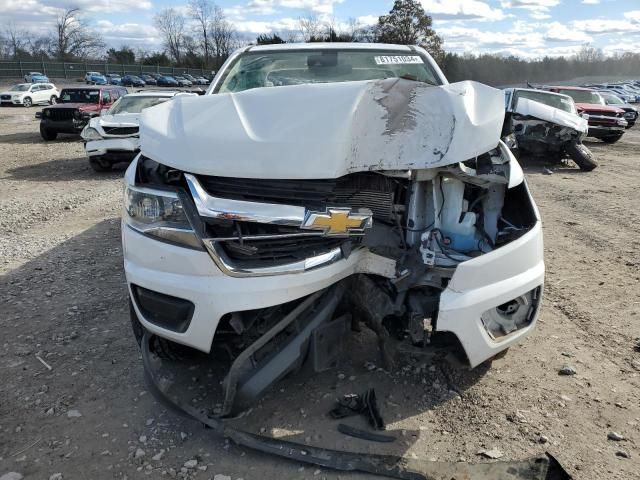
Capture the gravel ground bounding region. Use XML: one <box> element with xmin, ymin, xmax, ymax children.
<box><xmin>1</xmin><ymin>95</ymin><xmax>639</xmax><ymax>480</ymax></box>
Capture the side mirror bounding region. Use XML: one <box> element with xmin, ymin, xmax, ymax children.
<box><xmin>580</xmin><ymin>113</ymin><xmax>589</xmax><ymax>120</ymax></box>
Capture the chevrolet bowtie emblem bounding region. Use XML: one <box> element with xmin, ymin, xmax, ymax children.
<box><xmin>302</xmin><ymin>208</ymin><xmax>373</xmax><ymax>236</ymax></box>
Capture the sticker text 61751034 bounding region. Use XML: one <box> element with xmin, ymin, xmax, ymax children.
<box><xmin>374</xmin><ymin>55</ymin><xmax>424</xmax><ymax>65</ymax></box>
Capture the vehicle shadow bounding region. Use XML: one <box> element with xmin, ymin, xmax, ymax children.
<box><xmin>4</xmin><ymin>156</ymin><xmax>129</xmax><ymax>181</ymax></box>
<box><xmin>0</xmin><ymin>131</ymin><xmax>81</xmax><ymax>145</ymax></box>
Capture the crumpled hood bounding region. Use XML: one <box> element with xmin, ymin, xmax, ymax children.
<box><xmin>140</xmin><ymin>79</ymin><xmax>505</xmax><ymax>179</ymax></box>
<box><xmin>98</xmin><ymin>112</ymin><xmax>140</xmax><ymax>126</ymax></box>
<box><xmin>513</xmin><ymin>97</ymin><xmax>588</xmax><ymax>133</ymax></box>
<box><xmin>576</xmin><ymin>103</ymin><xmax>624</xmax><ymax>114</ymax></box>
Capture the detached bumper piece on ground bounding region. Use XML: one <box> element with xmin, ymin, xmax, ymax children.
<box><xmin>141</xmin><ymin>333</ymin><xmax>572</xmax><ymax>480</ymax></box>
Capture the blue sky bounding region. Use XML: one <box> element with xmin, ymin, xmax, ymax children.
<box><xmin>3</xmin><ymin>0</ymin><xmax>640</xmax><ymax>58</ymax></box>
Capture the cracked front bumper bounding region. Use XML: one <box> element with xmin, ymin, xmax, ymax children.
<box><xmin>85</xmin><ymin>137</ymin><xmax>140</xmax><ymax>157</ymax></box>
<box><xmin>123</xmin><ymin>216</ymin><xmax>544</xmax><ymax>367</ymax></box>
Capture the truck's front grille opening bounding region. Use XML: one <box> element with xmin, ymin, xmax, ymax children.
<box><xmin>48</xmin><ymin>108</ymin><xmax>75</xmax><ymax>121</ymax></box>
<box><xmin>103</xmin><ymin>126</ymin><xmax>139</xmax><ymax>135</ymax></box>
<box><xmin>196</xmin><ymin>172</ymin><xmax>400</xmax><ymax>222</ymax></box>
<box><xmin>219</xmin><ymin>236</ymin><xmax>356</xmax><ymax>265</ymax></box>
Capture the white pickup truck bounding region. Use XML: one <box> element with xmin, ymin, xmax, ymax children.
<box><xmin>122</xmin><ymin>43</ymin><xmax>545</xmax><ymax>415</ymax></box>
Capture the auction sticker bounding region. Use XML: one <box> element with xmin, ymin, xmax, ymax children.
<box><xmin>374</xmin><ymin>55</ymin><xmax>423</xmax><ymax>65</ymax></box>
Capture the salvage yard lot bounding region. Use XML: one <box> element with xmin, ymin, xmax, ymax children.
<box><xmin>1</xmin><ymin>98</ymin><xmax>639</xmax><ymax>479</ymax></box>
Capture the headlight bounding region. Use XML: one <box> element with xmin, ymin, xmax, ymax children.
<box><xmin>45</xmin><ymin>109</ymin><xmax>51</xmax><ymax>117</ymax></box>
<box><xmin>124</xmin><ymin>184</ymin><xmax>202</xmax><ymax>249</ymax></box>
<box><xmin>81</xmin><ymin>126</ymin><xmax>102</xmax><ymax>140</ymax></box>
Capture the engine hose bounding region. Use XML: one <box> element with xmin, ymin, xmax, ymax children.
<box><xmin>140</xmin><ymin>333</ymin><xmax>570</xmax><ymax>480</ymax></box>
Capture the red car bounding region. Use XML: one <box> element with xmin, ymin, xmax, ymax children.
<box><xmin>543</xmin><ymin>86</ymin><xmax>627</xmax><ymax>143</ymax></box>
<box><xmin>36</xmin><ymin>86</ymin><xmax>128</xmax><ymax>141</ymax></box>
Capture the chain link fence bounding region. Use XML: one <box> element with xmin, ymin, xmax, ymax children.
<box><xmin>0</xmin><ymin>60</ymin><xmax>211</xmax><ymax>80</ymax></box>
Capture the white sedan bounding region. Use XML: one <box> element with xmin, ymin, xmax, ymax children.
<box><xmin>0</xmin><ymin>83</ymin><xmax>59</xmax><ymax>107</ymax></box>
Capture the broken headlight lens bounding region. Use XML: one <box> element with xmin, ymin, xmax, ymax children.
<box><xmin>81</xmin><ymin>126</ymin><xmax>102</xmax><ymax>140</ymax></box>
<box><xmin>124</xmin><ymin>185</ymin><xmax>202</xmax><ymax>249</ymax></box>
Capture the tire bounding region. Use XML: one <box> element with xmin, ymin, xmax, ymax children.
<box><xmin>23</xmin><ymin>97</ymin><xmax>32</xmax><ymax>108</ymax></box>
<box><xmin>566</xmin><ymin>141</ymin><xmax>598</xmax><ymax>171</ymax></box>
<box><xmin>602</xmin><ymin>134</ymin><xmax>623</xmax><ymax>144</ymax></box>
<box><xmin>49</xmin><ymin>95</ymin><xmax>57</xmax><ymax>105</ymax></box>
<box><xmin>40</xmin><ymin>125</ymin><xmax>57</xmax><ymax>141</ymax></box>
<box><xmin>89</xmin><ymin>156</ymin><xmax>113</xmax><ymax>172</ymax></box>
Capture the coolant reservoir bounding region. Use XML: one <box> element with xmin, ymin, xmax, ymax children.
<box><xmin>438</xmin><ymin>177</ymin><xmax>478</xmax><ymax>252</ymax></box>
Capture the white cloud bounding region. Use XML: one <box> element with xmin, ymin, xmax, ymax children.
<box><xmin>421</xmin><ymin>0</ymin><xmax>507</xmax><ymax>21</ymax></box>
<box><xmin>246</xmin><ymin>0</ymin><xmax>344</xmax><ymax>15</ymax></box>
<box><xmin>529</xmin><ymin>11</ymin><xmax>551</xmax><ymax>19</ymax></box>
<box><xmin>438</xmin><ymin>25</ymin><xmax>546</xmax><ymax>50</ymax></box>
<box><xmin>624</xmin><ymin>10</ymin><xmax>640</xmax><ymax>23</ymax></box>
<box><xmin>42</xmin><ymin>0</ymin><xmax>153</xmax><ymax>14</ymax></box>
<box><xmin>602</xmin><ymin>40</ymin><xmax>640</xmax><ymax>55</ymax></box>
<box><xmin>232</xmin><ymin>17</ymin><xmax>300</xmax><ymax>34</ymax></box>
<box><xmin>572</xmin><ymin>18</ymin><xmax>640</xmax><ymax>34</ymax></box>
<box><xmin>545</xmin><ymin>21</ymin><xmax>592</xmax><ymax>42</ymax></box>
<box><xmin>356</xmin><ymin>15</ymin><xmax>379</xmax><ymax>26</ymax></box>
<box><xmin>501</xmin><ymin>0</ymin><xmax>560</xmax><ymax>8</ymax></box>
<box><xmin>94</xmin><ymin>20</ymin><xmax>161</xmax><ymax>47</ymax></box>
<box><xmin>582</xmin><ymin>0</ymin><xmax>600</xmax><ymax>4</ymax></box>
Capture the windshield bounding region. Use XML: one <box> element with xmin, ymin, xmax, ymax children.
<box><xmin>559</xmin><ymin>89</ymin><xmax>604</xmax><ymax>105</ymax></box>
<box><xmin>515</xmin><ymin>90</ymin><xmax>576</xmax><ymax>113</ymax></box>
<box><xmin>60</xmin><ymin>89</ymin><xmax>100</xmax><ymax>104</ymax></box>
<box><xmin>601</xmin><ymin>93</ymin><xmax>624</xmax><ymax>105</ymax></box>
<box><xmin>216</xmin><ymin>49</ymin><xmax>442</xmax><ymax>94</ymax></box>
<box><xmin>109</xmin><ymin>95</ymin><xmax>170</xmax><ymax>114</ymax></box>
<box><xmin>10</xmin><ymin>84</ymin><xmax>31</xmax><ymax>92</ymax></box>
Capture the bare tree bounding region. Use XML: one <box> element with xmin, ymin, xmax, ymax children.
<box><xmin>299</xmin><ymin>14</ymin><xmax>321</xmax><ymax>42</ymax></box>
<box><xmin>346</xmin><ymin>17</ymin><xmax>361</xmax><ymax>42</ymax></box>
<box><xmin>209</xmin><ymin>6</ymin><xmax>235</xmax><ymax>68</ymax></box>
<box><xmin>52</xmin><ymin>8</ymin><xmax>104</xmax><ymax>60</ymax></box>
<box><xmin>574</xmin><ymin>45</ymin><xmax>605</xmax><ymax>63</ymax></box>
<box><xmin>28</xmin><ymin>35</ymin><xmax>53</xmax><ymax>59</ymax></box>
<box><xmin>154</xmin><ymin>8</ymin><xmax>186</xmax><ymax>64</ymax></box>
<box><xmin>188</xmin><ymin>0</ymin><xmax>213</xmax><ymax>66</ymax></box>
<box><xmin>4</xmin><ymin>23</ymin><xmax>29</xmax><ymax>59</ymax></box>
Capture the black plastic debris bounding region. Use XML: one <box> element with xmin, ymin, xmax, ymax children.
<box><xmin>337</xmin><ymin>423</ymin><xmax>396</xmax><ymax>443</ymax></box>
<box><xmin>329</xmin><ymin>388</ymin><xmax>385</xmax><ymax>430</ymax></box>
<box><xmin>141</xmin><ymin>333</ymin><xmax>573</xmax><ymax>480</ymax></box>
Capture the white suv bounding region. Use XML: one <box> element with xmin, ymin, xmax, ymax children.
<box><xmin>0</xmin><ymin>83</ymin><xmax>59</xmax><ymax>107</ymax></box>
<box><xmin>82</xmin><ymin>91</ymin><xmax>194</xmax><ymax>172</ymax></box>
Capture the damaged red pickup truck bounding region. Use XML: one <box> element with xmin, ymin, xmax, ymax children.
<box><xmin>544</xmin><ymin>86</ymin><xmax>628</xmax><ymax>143</ymax></box>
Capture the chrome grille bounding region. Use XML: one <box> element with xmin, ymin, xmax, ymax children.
<box><xmin>103</xmin><ymin>126</ymin><xmax>139</xmax><ymax>136</ymax></box>
<box><xmin>196</xmin><ymin>172</ymin><xmax>396</xmax><ymax>222</ymax></box>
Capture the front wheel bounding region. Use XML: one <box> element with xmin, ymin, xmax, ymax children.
<box><xmin>40</xmin><ymin>125</ymin><xmax>57</xmax><ymax>141</ymax></box>
<box><xmin>23</xmin><ymin>97</ymin><xmax>32</xmax><ymax>108</ymax></box>
<box><xmin>566</xmin><ymin>141</ymin><xmax>597</xmax><ymax>171</ymax></box>
<box><xmin>601</xmin><ymin>134</ymin><xmax>623</xmax><ymax>144</ymax></box>
<box><xmin>89</xmin><ymin>156</ymin><xmax>113</xmax><ymax>172</ymax></box>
